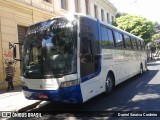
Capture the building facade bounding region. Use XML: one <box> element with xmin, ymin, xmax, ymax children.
<box><xmin>0</xmin><ymin>0</ymin><xmax>117</xmax><ymax>89</ymax></box>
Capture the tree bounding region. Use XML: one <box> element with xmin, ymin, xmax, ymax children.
<box><xmin>113</xmin><ymin>14</ymin><xmax>154</xmax><ymax>44</ymax></box>
<box><xmin>152</xmin><ymin>32</ymin><xmax>160</xmax><ymax>41</ymax></box>
<box><xmin>115</xmin><ymin>12</ymin><xmax>128</xmax><ymax>18</ymax></box>
<box><xmin>153</xmin><ymin>21</ymin><xmax>160</xmax><ymax>33</ymax></box>
<box><xmin>152</xmin><ymin>22</ymin><xmax>160</xmax><ymax>41</ymax></box>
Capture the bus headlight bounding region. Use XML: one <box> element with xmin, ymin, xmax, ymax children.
<box><xmin>60</xmin><ymin>79</ymin><xmax>80</xmax><ymax>88</ymax></box>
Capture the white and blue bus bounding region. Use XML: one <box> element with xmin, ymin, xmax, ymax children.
<box><xmin>19</xmin><ymin>14</ymin><xmax>147</xmax><ymax>103</ymax></box>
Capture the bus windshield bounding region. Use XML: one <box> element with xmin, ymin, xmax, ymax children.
<box><xmin>22</xmin><ymin>17</ymin><xmax>77</xmax><ymax>78</ymax></box>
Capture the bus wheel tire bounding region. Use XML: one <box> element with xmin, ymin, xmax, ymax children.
<box><xmin>103</xmin><ymin>73</ymin><xmax>114</xmax><ymax>96</ymax></box>
<box><xmin>139</xmin><ymin>64</ymin><xmax>143</xmax><ymax>76</ymax></box>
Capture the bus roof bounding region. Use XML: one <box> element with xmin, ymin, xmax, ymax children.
<box><xmin>28</xmin><ymin>13</ymin><xmax>144</xmax><ymax>41</ymax></box>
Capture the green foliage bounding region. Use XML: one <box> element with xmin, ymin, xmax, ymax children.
<box><xmin>152</xmin><ymin>32</ymin><xmax>160</xmax><ymax>41</ymax></box>
<box><xmin>114</xmin><ymin>14</ymin><xmax>154</xmax><ymax>44</ymax></box>
<box><xmin>116</xmin><ymin>12</ymin><xmax>128</xmax><ymax>18</ymax></box>
<box><xmin>153</xmin><ymin>21</ymin><xmax>160</xmax><ymax>33</ymax></box>
<box><xmin>112</xmin><ymin>21</ymin><xmax>117</xmax><ymax>26</ymax></box>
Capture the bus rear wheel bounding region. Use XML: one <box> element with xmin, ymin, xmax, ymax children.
<box><xmin>104</xmin><ymin>73</ymin><xmax>114</xmax><ymax>95</ymax></box>
<box><xmin>139</xmin><ymin>64</ymin><xmax>144</xmax><ymax>76</ymax></box>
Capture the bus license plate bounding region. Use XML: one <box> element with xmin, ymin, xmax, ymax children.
<box><xmin>37</xmin><ymin>93</ymin><xmax>48</xmax><ymax>99</ymax></box>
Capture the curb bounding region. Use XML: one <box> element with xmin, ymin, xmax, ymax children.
<box><xmin>18</xmin><ymin>101</ymin><xmax>41</xmax><ymax>112</ymax></box>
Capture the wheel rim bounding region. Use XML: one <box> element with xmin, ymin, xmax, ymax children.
<box><xmin>106</xmin><ymin>77</ymin><xmax>113</xmax><ymax>92</ymax></box>
<box><xmin>140</xmin><ymin>68</ymin><xmax>142</xmax><ymax>74</ymax></box>
<box><xmin>140</xmin><ymin>66</ymin><xmax>143</xmax><ymax>74</ymax></box>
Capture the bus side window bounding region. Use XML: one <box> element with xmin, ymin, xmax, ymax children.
<box><xmin>131</xmin><ymin>38</ymin><xmax>137</xmax><ymax>50</ymax></box>
<box><xmin>141</xmin><ymin>41</ymin><xmax>145</xmax><ymax>50</ymax></box>
<box><xmin>81</xmin><ymin>37</ymin><xmax>91</xmax><ymax>54</ymax></box>
<box><xmin>101</xmin><ymin>25</ymin><xmax>108</xmax><ymax>48</ymax></box>
<box><xmin>80</xmin><ymin>17</ymin><xmax>100</xmax><ymax>77</ymax></box>
<box><xmin>107</xmin><ymin>28</ymin><xmax>114</xmax><ymax>47</ymax></box>
<box><xmin>140</xmin><ymin>41</ymin><xmax>142</xmax><ymax>50</ymax></box>
<box><xmin>124</xmin><ymin>34</ymin><xmax>132</xmax><ymax>49</ymax></box>
<box><xmin>114</xmin><ymin>30</ymin><xmax>124</xmax><ymax>48</ymax></box>
<box><xmin>101</xmin><ymin>25</ymin><xmax>114</xmax><ymax>48</ymax></box>
<box><xmin>137</xmin><ymin>39</ymin><xmax>141</xmax><ymax>50</ymax></box>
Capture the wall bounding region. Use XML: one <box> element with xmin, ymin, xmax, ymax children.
<box><xmin>0</xmin><ymin>0</ymin><xmax>56</xmax><ymax>89</ymax></box>
<box><xmin>52</xmin><ymin>0</ymin><xmax>117</xmax><ymax>23</ymax></box>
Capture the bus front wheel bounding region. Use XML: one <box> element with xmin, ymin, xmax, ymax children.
<box><xmin>104</xmin><ymin>73</ymin><xmax>114</xmax><ymax>95</ymax></box>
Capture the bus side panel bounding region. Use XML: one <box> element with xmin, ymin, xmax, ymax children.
<box><xmin>80</xmin><ymin>49</ymin><xmax>117</xmax><ymax>102</ymax></box>
<box><xmin>101</xmin><ymin>49</ymin><xmax>117</xmax><ymax>84</ymax></box>
<box><xmin>80</xmin><ymin>75</ymin><xmax>105</xmax><ymax>102</ymax></box>
<box><xmin>113</xmin><ymin>49</ymin><xmax>127</xmax><ymax>84</ymax></box>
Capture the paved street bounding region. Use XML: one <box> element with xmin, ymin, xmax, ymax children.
<box><xmin>1</xmin><ymin>60</ymin><xmax>160</xmax><ymax>120</ymax></box>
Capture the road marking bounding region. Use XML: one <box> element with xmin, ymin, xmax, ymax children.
<box><xmin>131</xmin><ymin>94</ymin><xmax>160</xmax><ymax>102</ymax></box>
<box><xmin>36</xmin><ymin>101</ymin><xmax>50</xmax><ymax>109</ymax></box>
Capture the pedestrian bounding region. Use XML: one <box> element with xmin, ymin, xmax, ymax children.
<box><xmin>5</xmin><ymin>62</ymin><xmax>15</xmax><ymax>91</ymax></box>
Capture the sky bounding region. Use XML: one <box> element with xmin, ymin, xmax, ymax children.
<box><xmin>109</xmin><ymin>0</ymin><xmax>160</xmax><ymax>23</ymax></box>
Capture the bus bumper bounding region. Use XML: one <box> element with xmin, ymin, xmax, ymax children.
<box><xmin>22</xmin><ymin>85</ymin><xmax>83</xmax><ymax>104</ymax></box>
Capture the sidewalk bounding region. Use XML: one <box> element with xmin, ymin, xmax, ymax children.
<box><xmin>0</xmin><ymin>86</ymin><xmax>40</xmax><ymax>112</ymax></box>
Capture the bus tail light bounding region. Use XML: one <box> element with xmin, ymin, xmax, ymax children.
<box><xmin>60</xmin><ymin>79</ymin><xmax>80</xmax><ymax>88</ymax></box>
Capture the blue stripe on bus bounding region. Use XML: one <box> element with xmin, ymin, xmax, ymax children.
<box><xmin>81</xmin><ymin>19</ymin><xmax>102</xmax><ymax>83</ymax></box>
<box><xmin>97</xmin><ymin>19</ymin><xmax>102</xmax><ymax>72</ymax></box>
<box><xmin>22</xmin><ymin>85</ymin><xmax>83</xmax><ymax>104</ymax></box>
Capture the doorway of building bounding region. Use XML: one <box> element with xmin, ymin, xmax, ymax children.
<box><xmin>17</xmin><ymin>25</ymin><xmax>28</xmax><ymax>74</ymax></box>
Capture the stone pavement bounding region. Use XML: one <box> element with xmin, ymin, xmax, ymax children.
<box><xmin>0</xmin><ymin>86</ymin><xmax>40</xmax><ymax>112</ymax></box>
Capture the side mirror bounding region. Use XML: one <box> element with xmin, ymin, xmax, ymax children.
<box><xmin>9</xmin><ymin>42</ymin><xmax>22</xmax><ymax>61</ymax></box>
<box><xmin>13</xmin><ymin>45</ymin><xmax>16</xmax><ymax>58</ymax></box>
<box><xmin>13</xmin><ymin>44</ymin><xmax>22</xmax><ymax>61</ymax></box>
